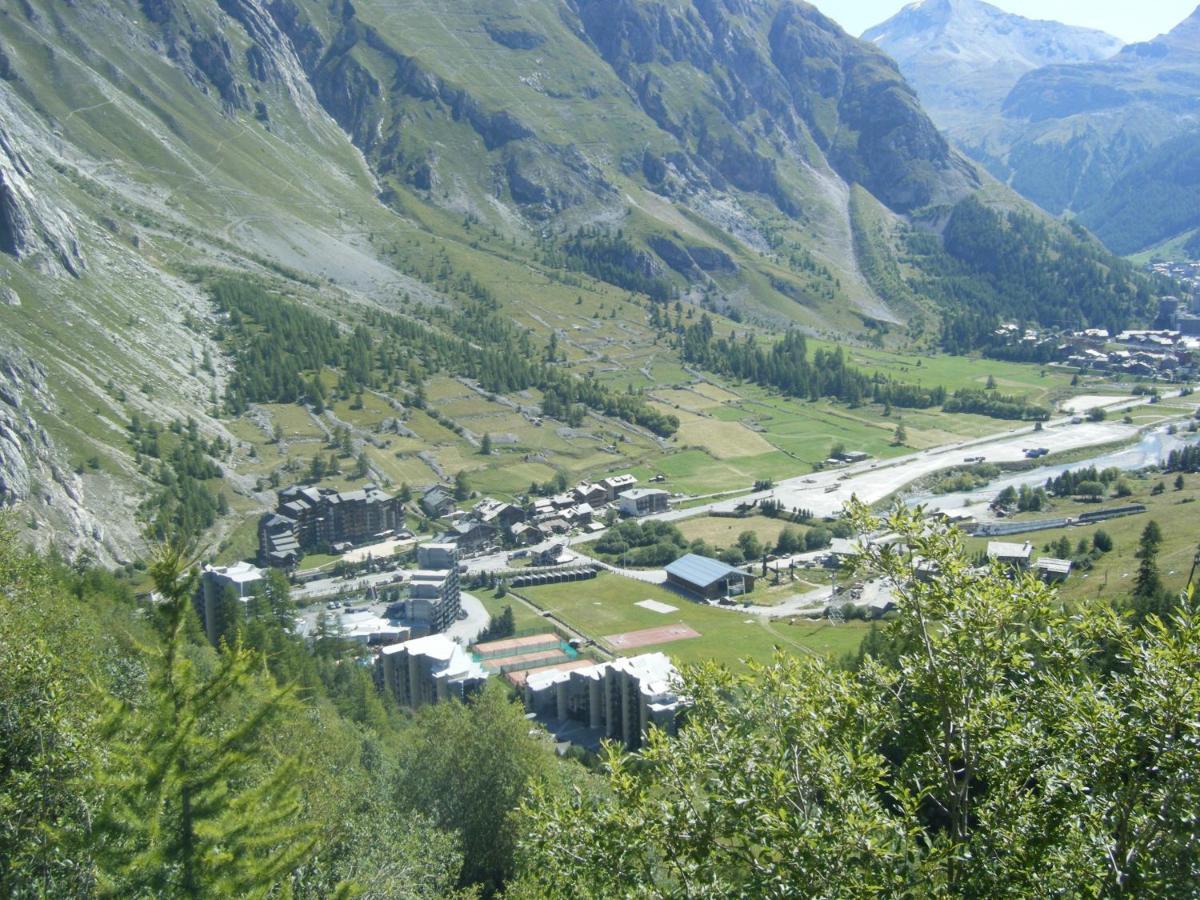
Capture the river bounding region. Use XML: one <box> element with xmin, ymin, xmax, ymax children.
<box><xmin>908</xmin><ymin>425</ymin><xmax>1200</xmax><ymax>512</ymax></box>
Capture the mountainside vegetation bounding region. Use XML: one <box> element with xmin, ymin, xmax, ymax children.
<box><xmin>1076</xmin><ymin>129</ymin><xmax>1200</xmax><ymax>255</ymax></box>
<box><xmin>5</xmin><ymin>500</ymin><xmax>1199</xmax><ymax>896</ymax></box>
<box><xmin>0</xmin><ymin>0</ymin><xmax>1173</xmax><ymax>564</ymax></box>
<box><xmin>0</xmin><ymin>519</ymin><xmax>574</xmax><ymax>897</ymax></box>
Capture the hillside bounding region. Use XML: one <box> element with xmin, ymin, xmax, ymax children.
<box><xmin>949</xmin><ymin>5</ymin><xmax>1200</xmax><ymax>254</ymax></box>
<box><xmin>0</xmin><ymin>0</ymin><xmax>1164</xmax><ymax>563</ymax></box>
<box><xmin>1075</xmin><ymin>130</ymin><xmax>1200</xmax><ymax>255</ymax></box>
<box><xmin>863</xmin><ymin>0</ymin><xmax>1122</xmax><ymax>133</ymax></box>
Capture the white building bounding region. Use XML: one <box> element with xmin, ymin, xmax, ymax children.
<box><xmin>417</xmin><ymin>542</ymin><xmax>459</xmax><ymax>571</ymax></box>
<box><xmin>523</xmin><ymin>652</ymin><xmax>684</xmax><ymax>750</ymax></box>
<box><xmin>333</xmin><ymin>609</ymin><xmax>409</xmax><ymax>645</ymax></box>
<box><xmin>374</xmin><ymin>635</ymin><xmax>488</xmax><ymax>708</ymax></box>
<box><xmin>617</xmin><ymin>488</ymin><xmax>669</xmax><ymax>517</ymax></box>
<box><xmin>404</xmin><ymin>569</ymin><xmax>461</xmax><ymax>634</ymax></box>
<box><xmin>197</xmin><ymin>561</ymin><xmax>265</xmax><ymax>646</ymax></box>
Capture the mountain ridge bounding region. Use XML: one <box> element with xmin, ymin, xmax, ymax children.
<box><xmin>867</xmin><ymin>0</ymin><xmax>1200</xmax><ymax>255</ymax></box>
<box><xmin>863</xmin><ymin>0</ymin><xmax>1123</xmax><ymax>132</ymax></box>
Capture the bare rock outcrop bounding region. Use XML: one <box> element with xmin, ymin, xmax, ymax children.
<box><xmin>0</xmin><ymin>118</ymin><xmax>85</xmax><ymax>276</ymax></box>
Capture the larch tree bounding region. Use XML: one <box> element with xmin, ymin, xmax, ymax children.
<box><xmin>93</xmin><ymin>543</ymin><xmax>317</xmax><ymax>897</ymax></box>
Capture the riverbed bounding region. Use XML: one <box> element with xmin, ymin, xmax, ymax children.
<box><xmin>908</xmin><ymin>425</ymin><xmax>1200</xmax><ymax>512</ymax></box>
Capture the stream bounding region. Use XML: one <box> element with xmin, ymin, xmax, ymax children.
<box><xmin>907</xmin><ymin>424</ymin><xmax>1200</xmax><ymax>512</ymax></box>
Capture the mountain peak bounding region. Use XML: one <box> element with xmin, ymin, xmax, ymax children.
<box><xmin>863</xmin><ymin>0</ymin><xmax>1123</xmax><ymax>130</ymax></box>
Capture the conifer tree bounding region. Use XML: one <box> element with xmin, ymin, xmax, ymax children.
<box><xmin>93</xmin><ymin>543</ymin><xmax>316</xmax><ymax>896</ymax></box>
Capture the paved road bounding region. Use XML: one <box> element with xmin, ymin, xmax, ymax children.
<box><xmin>656</xmin><ymin>394</ymin><xmax>1184</xmax><ymax>523</ymax></box>
<box><xmin>444</xmin><ymin>592</ymin><xmax>489</xmax><ymax>644</ymax></box>
<box><xmin>454</xmin><ymin>392</ymin><xmax>1195</xmax><ymax>628</ymax></box>
<box><xmin>291</xmin><ymin>569</ymin><xmax>405</xmax><ymax>603</ymax></box>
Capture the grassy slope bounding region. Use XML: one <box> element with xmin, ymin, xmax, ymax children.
<box><xmin>965</xmin><ymin>468</ymin><xmax>1200</xmax><ymax>605</ymax></box>
<box><xmin>0</xmin><ymin>0</ymin><xmax>1168</xmax><ymax>567</ymax></box>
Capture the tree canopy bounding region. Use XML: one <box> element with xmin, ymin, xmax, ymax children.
<box><xmin>513</xmin><ymin>503</ymin><xmax>1200</xmax><ymax>897</ymax></box>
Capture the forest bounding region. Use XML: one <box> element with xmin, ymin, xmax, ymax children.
<box><xmin>677</xmin><ymin>316</ymin><xmax>944</xmax><ymax>409</ymax></box>
<box><xmin>212</xmin><ymin>278</ymin><xmax>679</xmax><ymax>438</ymax></box>
<box><xmin>919</xmin><ymin>197</ymin><xmax>1163</xmax><ymax>354</ymax></box>
<box><xmin>1165</xmin><ymin>444</ymin><xmax>1200</xmax><ymax>473</ymax></box>
<box><xmin>941</xmin><ymin>387</ymin><xmax>1050</xmax><ymax>421</ymax></box>
<box><xmin>547</xmin><ymin>229</ymin><xmax>675</xmax><ymax>302</ymax></box>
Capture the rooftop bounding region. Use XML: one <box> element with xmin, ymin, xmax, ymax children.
<box><xmin>987</xmin><ymin>541</ymin><xmax>1033</xmax><ymax>559</ymax></box>
<box><xmin>619</xmin><ymin>488</ymin><xmax>668</xmax><ymax>500</ymax></box>
<box><xmin>524</xmin><ymin>652</ymin><xmax>681</xmax><ymax>698</ymax></box>
<box><xmin>204</xmin><ymin>561</ymin><xmax>264</xmax><ymax>584</ymax></box>
<box><xmin>1035</xmin><ymin>557</ymin><xmax>1073</xmax><ymax>574</ymax></box>
<box><xmin>665</xmin><ymin>554</ymin><xmax>747</xmax><ymax>589</ymax></box>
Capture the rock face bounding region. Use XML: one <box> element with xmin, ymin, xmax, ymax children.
<box><xmin>575</xmin><ymin>0</ymin><xmax>977</xmax><ymax>215</ymax></box>
<box><xmin>0</xmin><ymin>347</ymin><xmax>115</xmax><ymax>562</ymax></box>
<box><xmin>864</xmin><ymin>0</ymin><xmax>1122</xmax><ymax>131</ymax></box>
<box><xmin>0</xmin><ymin>121</ymin><xmax>85</xmax><ymax>276</ymax></box>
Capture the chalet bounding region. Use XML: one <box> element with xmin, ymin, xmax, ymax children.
<box><xmin>420</xmin><ymin>485</ymin><xmax>457</xmax><ymax>519</ymax></box>
<box><xmin>533</xmin><ymin>543</ymin><xmax>578</xmax><ymax>567</ymax></box>
<box><xmin>600</xmin><ymin>473</ymin><xmax>638</xmax><ymax>501</ymax></box>
<box><xmin>440</xmin><ymin>520</ymin><xmax>498</xmax><ymax>554</ymax></box>
<box><xmin>987</xmin><ymin>540</ymin><xmax>1033</xmax><ymax>571</ymax></box>
<box><xmin>1034</xmin><ymin>557</ymin><xmax>1073</xmax><ymax>583</ymax></box>
<box><xmin>562</xmin><ymin>502</ymin><xmax>595</xmax><ymax>525</ymax></box>
<box><xmin>572</xmin><ymin>482</ymin><xmax>610</xmax><ymax>506</ymax></box>
<box><xmin>474</xmin><ymin>498</ymin><xmax>526</xmax><ymax>532</ymax></box>
<box><xmin>510</xmin><ymin>522</ymin><xmax>544</xmax><ymax>545</ymax></box>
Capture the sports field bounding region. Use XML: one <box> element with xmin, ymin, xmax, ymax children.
<box><xmin>516</xmin><ymin>573</ymin><xmax>869</xmax><ymax>670</ymax></box>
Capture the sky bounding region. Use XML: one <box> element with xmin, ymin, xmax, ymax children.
<box><xmin>810</xmin><ymin>0</ymin><xmax>1199</xmax><ymax>43</ymax></box>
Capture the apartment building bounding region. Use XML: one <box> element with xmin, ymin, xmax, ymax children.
<box><xmin>374</xmin><ymin>635</ymin><xmax>487</xmax><ymax>708</ymax></box>
<box><xmin>523</xmin><ymin>652</ymin><xmax>684</xmax><ymax>751</ymax></box>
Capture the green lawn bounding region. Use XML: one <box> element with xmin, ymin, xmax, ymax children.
<box><xmin>965</xmin><ymin>471</ymin><xmax>1200</xmax><ymax>605</ymax></box>
<box><xmin>477</xmin><ymin>590</ymin><xmax>549</xmax><ymax>634</ymax></box>
<box><xmin>674</xmin><ymin>515</ymin><xmax>798</xmax><ymax>550</ymax></box>
<box><xmin>517</xmin><ymin>573</ymin><xmax>869</xmax><ymax>670</ymax></box>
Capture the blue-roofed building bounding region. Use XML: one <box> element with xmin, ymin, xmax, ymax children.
<box><xmin>665</xmin><ymin>553</ymin><xmax>755</xmax><ymax>600</ymax></box>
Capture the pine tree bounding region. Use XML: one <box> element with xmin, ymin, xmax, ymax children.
<box><xmin>480</xmin><ymin>433</ymin><xmax>493</xmax><ymax>456</ymax></box>
<box><xmin>454</xmin><ymin>470</ymin><xmax>471</xmax><ymax>501</ymax></box>
<box><xmin>93</xmin><ymin>544</ymin><xmax>316</xmax><ymax>896</ymax></box>
<box><xmin>1134</xmin><ymin>522</ymin><xmax>1163</xmax><ymax>600</ymax></box>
